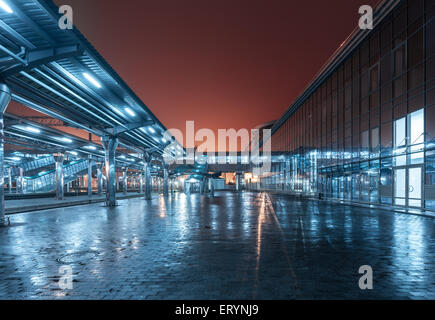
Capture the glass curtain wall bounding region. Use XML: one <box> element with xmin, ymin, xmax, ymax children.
<box><xmin>260</xmin><ymin>0</ymin><xmax>435</xmax><ymax>210</ymax></box>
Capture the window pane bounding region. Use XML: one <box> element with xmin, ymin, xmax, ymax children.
<box><xmin>409</xmin><ymin>108</ymin><xmax>424</xmax><ymax>145</ymax></box>
<box><xmin>408</xmin><ymin>31</ymin><xmax>423</xmax><ymax>68</ymax></box>
<box><xmin>394</xmin><ymin>117</ymin><xmax>406</xmax><ymax>147</ymax></box>
<box><xmin>394</xmin><ymin>45</ymin><xmax>406</xmax><ymax>76</ymax></box>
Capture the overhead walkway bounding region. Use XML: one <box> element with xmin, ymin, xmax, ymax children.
<box><xmin>22</xmin><ymin>158</ymin><xmax>94</xmax><ymax>193</ymax></box>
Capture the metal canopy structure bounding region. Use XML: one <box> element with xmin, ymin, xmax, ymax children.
<box><xmin>0</xmin><ymin>0</ymin><xmax>188</xmax><ymax>221</ymax></box>
<box><xmin>0</xmin><ymin>0</ymin><xmax>182</xmax><ymax>158</ymax></box>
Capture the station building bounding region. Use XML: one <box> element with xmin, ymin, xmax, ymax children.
<box><xmin>258</xmin><ymin>0</ymin><xmax>435</xmax><ymax>211</ymax></box>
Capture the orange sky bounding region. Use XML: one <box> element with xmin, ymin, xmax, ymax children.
<box><xmin>8</xmin><ymin>0</ymin><xmax>379</xmax><ymax>149</ymax></box>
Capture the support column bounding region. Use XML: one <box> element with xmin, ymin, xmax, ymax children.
<box><xmin>16</xmin><ymin>167</ymin><xmax>23</xmax><ymax>194</ymax></box>
<box><xmin>7</xmin><ymin>167</ymin><xmax>11</xmax><ymax>193</ymax></box>
<box><xmin>101</xmin><ymin>135</ymin><xmax>119</xmax><ymax>207</ymax></box>
<box><xmin>200</xmin><ymin>178</ymin><xmax>205</xmax><ymax>194</ymax></box>
<box><xmin>55</xmin><ymin>154</ymin><xmax>65</xmax><ymax>200</ymax></box>
<box><xmin>139</xmin><ymin>171</ymin><xmax>144</xmax><ymax>194</ymax></box>
<box><xmin>88</xmin><ymin>155</ymin><xmax>93</xmax><ymax>197</ymax></box>
<box><xmin>163</xmin><ymin>163</ymin><xmax>169</xmax><ymax>196</ymax></box>
<box><xmin>209</xmin><ymin>178</ymin><xmax>215</xmax><ymax>197</ymax></box>
<box><xmin>0</xmin><ymin>84</ymin><xmax>11</xmax><ymax>226</ymax></box>
<box><xmin>143</xmin><ymin>152</ymin><xmax>152</xmax><ymax>200</ymax></box>
<box><xmin>235</xmin><ymin>172</ymin><xmax>241</xmax><ymax>191</ymax></box>
<box><xmin>97</xmin><ymin>163</ymin><xmax>103</xmax><ymax>195</ymax></box>
<box><xmin>123</xmin><ymin>167</ymin><xmax>128</xmax><ymax>195</ymax></box>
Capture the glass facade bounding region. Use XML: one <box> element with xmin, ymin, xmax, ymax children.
<box><xmin>259</xmin><ymin>0</ymin><xmax>435</xmax><ymax>210</ymax></box>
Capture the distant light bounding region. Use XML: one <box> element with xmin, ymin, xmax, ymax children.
<box><xmin>83</xmin><ymin>72</ymin><xmax>101</xmax><ymax>88</ymax></box>
<box><xmin>26</xmin><ymin>126</ymin><xmax>41</xmax><ymax>134</ymax></box>
<box><xmin>10</xmin><ymin>156</ymin><xmax>21</xmax><ymax>161</ymax></box>
<box><xmin>119</xmin><ymin>155</ymin><xmax>126</xmax><ymax>159</ymax></box>
<box><xmin>162</xmin><ymin>138</ymin><xmax>167</xmax><ymax>143</ymax></box>
<box><xmin>148</xmin><ymin>127</ymin><xmax>156</xmax><ymax>134</ymax></box>
<box><xmin>124</xmin><ymin>107</ymin><xmax>136</xmax><ymax>117</ymax></box>
<box><xmin>0</xmin><ymin>1</ymin><xmax>13</xmax><ymax>14</ymax></box>
<box><xmin>84</xmin><ymin>145</ymin><xmax>97</xmax><ymax>150</ymax></box>
<box><xmin>68</xmin><ymin>151</ymin><xmax>78</xmax><ymax>156</ymax></box>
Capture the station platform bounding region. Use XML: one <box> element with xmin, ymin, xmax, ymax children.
<box><xmin>5</xmin><ymin>192</ymin><xmax>145</xmax><ymax>214</ymax></box>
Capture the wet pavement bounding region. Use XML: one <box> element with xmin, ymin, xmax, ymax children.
<box><xmin>0</xmin><ymin>191</ymin><xmax>433</xmax><ymax>299</ymax></box>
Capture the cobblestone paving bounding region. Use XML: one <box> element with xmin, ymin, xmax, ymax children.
<box><xmin>0</xmin><ymin>191</ymin><xmax>433</xmax><ymax>299</ymax></box>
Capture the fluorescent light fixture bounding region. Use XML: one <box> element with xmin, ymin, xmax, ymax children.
<box><xmin>0</xmin><ymin>1</ymin><xmax>13</xmax><ymax>14</ymax></box>
<box><xmin>26</xmin><ymin>126</ymin><xmax>41</xmax><ymax>134</ymax></box>
<box><xmin>84</xmin><ymin>145</ymin><xmax>97</xmax><ymax>150</ymax></box>
<box><xmin>55</xmin><ymin>137</ymin><xmax>73</xmax><ymax>143</ymax></box>
<box><xmin>83</xmin><ymin>72</ymin><xmax>101</xmax><ymax>88</ymax></box>
<box><xmin>124</xmin><ymin>107</ymin><xmax>136</xmax><ymax>117</ymax></box>
<box><xmin>161</xmin><ymin>138</ymin><xmax>167</xmax><ymax>143</ymax></box>
<box><xmin>10</xmin><ymin>156</ymin><xmax>21</xmax><ymax>161</ymax></box>
<box><xmin>148</xmin><ymin>127</ymin><xmax>156</xmax><ymax>134</ymax></box>
<box><xmin>68</xmin><ymin>151</ymin><xmax>78</xmax><ymax>156</ymax></box>
<box><xmin>112</xmin><ymin>107</ymin><xmax>124</xmax><ymax>116</ymax></box>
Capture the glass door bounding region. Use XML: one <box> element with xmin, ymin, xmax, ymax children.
<box><xmin>408</xmin><ymin>166</ymin><xmax>422</xmax><ymax>207</ymax></box>
<box><xmin>394</xmin><ymin>168</ymin><xmax>406</xmax><ymax>206</ymax></box>
<box><xmin>393</xmin><ymin>165</ymin><xmax>423</xmax><ymax>207</ymax></box>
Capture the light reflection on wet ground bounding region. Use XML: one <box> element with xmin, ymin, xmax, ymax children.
<box><xmin>0</xmin><ymin>191</ymin><xmax>433</xmax><ymax>299</ymax></box>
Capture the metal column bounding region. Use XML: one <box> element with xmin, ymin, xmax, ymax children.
<box><xmin>0</xmin><ymin>84</ymin><xmax>11</xmax><ymax>226</ymax></box>
<box><xmin>139</xmin><ymin>171</ymin><xmax>144</xmax><ymax>194</ymax></box>
<box><xmin>55</xmin><ymin>154</ymin><xmax>65</xmax><ymax>200</ymax></box>
<box><xmin>123</xmin><ymin>167</ymin><xmax>128</xmax><ymax>195</ymax></box>
<box><xmin>209</xmin><ymin>178</ymin><xmax>215</xmax><ymax>197</ymax></box>
<box><xmin>87</xmin><ymin>155</ymin><xmax>93</xmax><ymax>197</ymax></box>
<box><xmin>16</xmin><ymin>167</ymin><xmax>23</xmax><ymax>194</ymax></box>
<box><xmin>143</xmin><ymin>153</ymin><xmax>152</xmax><ymax>200</ymax></box>
<box><xmin>101</xmin><ymin>135</ymin><xmax>119</xmax><ymax>207</ymax></box>
<box><xmin>7</xmin><ymin>167</ymin><xmax>11</xmax><ymax>193</ymax></box>
<box><xmin>235</xmin><ymin>173</ymin><xmax>241</xmax><ymax>191</ymax></box>
<box><xmin>200</xmin><ymin>178</ymin><xmax>205</xmax><ymax>194</ymax></box>
<box><xmin>97</xmin><ymin>163</ymin><xmax>103</xmax><ymax>195</ymax></box>
<box><xmin>163</xmin><ymin>163</ymin><xmax>169</xmax><ymax>196</ymax></box>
